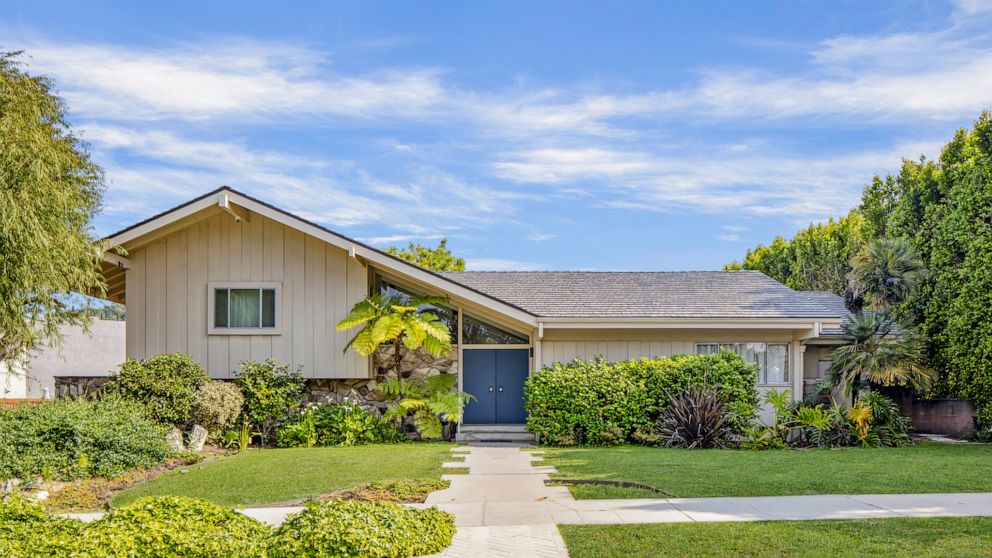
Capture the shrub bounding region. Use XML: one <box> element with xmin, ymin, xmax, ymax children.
<box><xmin>191</xmin><ymin>380</ymin><xmax>244</xmax><ymax>436</ymax></box>
<box><xmin>269</xmin><ymin>500</ymin><xmax>455</xmax><ymax>558</ymax></box>
<box><xmin>0</xmin><ymin>397</ymin><xmax>171</xmax><ymax>481</ymax></box>
<box><xmin>657</xmin><ymin>387</ymin><xmax>732</xmax><ymax>449</ymax></box>
<box><xmin>524</xmin><ymin>353</ymin><xmax>758</xmax><ymax>445</ymax></box>
<box><xmin>276</xmin><ymin>400</ymin><xmax>403</xmax><ymax>448</ymax></box>
<box><xmin>0</xmin><ymin>496</ymin><xmax>82</xmax><ymax>558</ymax></box>
<box><xmin>234</xmin><ymin>359</ymin><xmax>307</xmax><ymax>444</ymax></box>
<box><xmin>109</xmin><ymin>354</ymin><xmax>209</xmax><ymax>425</ymax></box>
<box><xmin>75</xmin><ymin>496</ymin><xmax>270</xmax><ymax>557</ymax></box>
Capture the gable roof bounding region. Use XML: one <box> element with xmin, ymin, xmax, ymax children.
<box><xmin>439</xmin><ymin>271</ymin><xmax>848</xmax><ymax>319</ymax></box>
<box><xmin>100</xmin><ymin>187</ymin><xmax>537</xmax><ymax>325</ymax></box>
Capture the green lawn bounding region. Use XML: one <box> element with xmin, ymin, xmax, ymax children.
<box><xmin>542</xmin><ymin>443</ymin><xmax>992</xmax><ymax>498</ymax></box>
<box><xmin>112</xmin><ymin>443</ymin><xmax>452</xmax><ymax>508</ymax></box>
<box><xmin>560</xmin><ymin>517</ymin><xmax>992</xmax><ymax>558</ymax></box>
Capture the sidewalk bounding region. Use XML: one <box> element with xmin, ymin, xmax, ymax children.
<box><xmin>63</xmin><ymin>445</ymin><xmax>992</xmax><ymax>558</ymax></box>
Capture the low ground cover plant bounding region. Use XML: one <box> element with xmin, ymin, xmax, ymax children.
<box><xmin>0</xmin><ymin>397</ymin><xmax>171</xmax><ymax>481</ymax></box>
<box><xmin>0</xmin><ymin>495</ymin><xmax>454</xmax><ymax>558</ymax></box>
<box><xmin>276</xmin><ymin>399</ymin><xmax>403</xmax><ymax>448</ymax></box>
<box><xmin>525</xmin><ymin>353</ymin><xmax>758</xmax><ymax>445</ymax></box>
<box><xmin>269</xmin><ymin>499</ymin><xmax>455</xmax><ymax>558</ymax></box>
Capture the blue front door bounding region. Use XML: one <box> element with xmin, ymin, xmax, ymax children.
<box><xmin>462</xmin><ymin>349</ymin><xmax>530</xmax><ymax>424</ymax></box>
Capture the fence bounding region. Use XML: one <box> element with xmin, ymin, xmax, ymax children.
<box><xmin>0</xmin><ymin>398</ymin><xmax>45</xmax><ymax>410</ymax></box>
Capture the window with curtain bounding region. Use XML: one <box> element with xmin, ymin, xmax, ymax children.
<box><xmin>213</xmin><ymin>287</ymin><xmax>276</xmax><ymax>329</ymax></box>
<box><xmin>695</xmin><ymin>342</ymin><xmax>789</xmax><ymax>384</ymax></box>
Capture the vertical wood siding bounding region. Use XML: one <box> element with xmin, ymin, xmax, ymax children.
<box><xmin>124</xmin><ymin>211</ymin><xmax>368</xmax><ymax>378</ymax></box>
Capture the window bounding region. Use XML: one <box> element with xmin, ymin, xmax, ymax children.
<box><xmin>695</xmin><ymin>342</ymin><xmax>789</xmax><ymax>384</ymax></box>
<box><xmin>209</xmin><ymin>283</ymin><xmax>280</xmax><ymax>334</ymax></box>
<box><xmin>373</xmin><ymin>275</ymin><xmax>458</xmax><ymax>335</ymax></box>
<box><xmin>462</xmin><ymin>313</ymin><xmax>529</xmax><ymax>345</ymax></box>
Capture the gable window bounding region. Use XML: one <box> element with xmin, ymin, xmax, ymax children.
<box><xmin>695</xmin><ymin>342</ymin><xmax>789</xmax><ymax>385</ymax></box>
<box><xmin>373</xmin><ymin>274</ymin><xmax>458</xmax><ymax>334</ymax></box>
<box><xmin>208</xmin><ymin>282</ymin><xmax>280</xmax><ymax>334</ymax></box>
<box><xmin>462</xmin><ymin>313</ymin><xmax>529</xmax><ymax>345</ymax></box>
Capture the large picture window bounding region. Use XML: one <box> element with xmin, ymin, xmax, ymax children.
<box><xmin>208</xmin><ymin>282</ymin><xmax>280</xmax><ymax>334</ymax></box>
<box><xmin>695</xmin><ymin>342</ymin><xmax>790</xmax><ymax>384</ymax></box>
<box><xmin>373</xmin><ymin>275</ymin><xmax>458</xmax><ymax>334</ymax></box>
<box><xmin>462</xmin><ymin>313</ymin><xmax>529</xmax><ymax>345</ymax></box>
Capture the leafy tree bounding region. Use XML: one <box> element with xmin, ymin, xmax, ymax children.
<box><xmin>0</xmin><ymin>51</ymin><xmax>106</xmax><ymax>365</ymax></box>
<box><xmin>846</xmin><ymin>238</ymin><xmax>927</xmax><ymax>313</ymax></box>
<box><xmin>385</xmin><ymin>239</ymin><xmax>465</xmax><ymax>272</ymax></box>
<box><xmin>724</xmin><ymin>212</ymin><xmax>864</xmax><ymax>294</ymax></box>
<box><xmin>335</xmin><ymin>293</ymin><xmax>453</xmax><ymax>377</ymax></box>
<box><xmin>828</xmin><ymin>313</ymin><xmax>934</xmax><ymax>399</ymax></box>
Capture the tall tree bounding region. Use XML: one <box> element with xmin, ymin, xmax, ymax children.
<box><xmin>385</xmin><ymin>239</ymin><xmax>465</xmax><ymax>272</ymax></box>
<box><xmin>829</xmin><ymin>313</ymin><xmax>934</xmax><ymax>399</ymax></box>
<box><xmin>0</xmin><ymin>51</ymin><xmax>106</xmax><ymax>365</ymax></box>
<box><xmin>846</xmin><ymin>238</ymin><xmax>927</xmax><ymax>313</ymax></box>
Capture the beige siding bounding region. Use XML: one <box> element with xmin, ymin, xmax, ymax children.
<box><xmin>124</xmin><ymin>211</ymin><xmax>369</xmax><ymax>379</ymax></box>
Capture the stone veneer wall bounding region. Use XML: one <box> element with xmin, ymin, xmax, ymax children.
<box><xmin>306</xmin><ymin>345</ymin><xmax>459</xmax><ymax>416</ymax></box>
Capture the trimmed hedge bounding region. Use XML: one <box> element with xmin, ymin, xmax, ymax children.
<box><xmin>109</xmin><ymin>353</ymin><xmax>209</xmax><ymax>426</ymax></box>
<box><xmin>75</xmin><ymin>496</ymin><xmax>270</xmax><ymax>557</ymax></box>
<box><xmin>0</xmin><ymin>397</ymin><xmax>171</xmax><ymax>481</ymax></box>
<box><xmin>524</xmin><ymin>353</ymin><xmax>759</xmax><ymax>445</ymax></box>
<box><xmin>269</xmin><ymin>499</ymin><xmax>455</xmax><ymax>558</ymax></box>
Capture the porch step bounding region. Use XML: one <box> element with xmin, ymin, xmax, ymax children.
<box><xmin>455</xmin><ymin>424</ymin><xmax>535</xmax><ymax>443</ymax></box>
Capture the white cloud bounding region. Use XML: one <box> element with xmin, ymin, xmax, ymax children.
<box><xmin>527</xmin><ymin>233</ymin><xmax>557</xmax><ymax>241</ymax></box>
<box><xmin>17</xmin><ymin>38</ymin><xmax>445</xmax><ymax>123</ymax></box>
<box><xmin>716</xmin><ymin>234</ymin><xmax>742</xmax><ymax>242</ymax></box>
<box><xmin>464</xmin><ymin>258</ymin><xmax>545</xmax><ymax>271</ymax></box>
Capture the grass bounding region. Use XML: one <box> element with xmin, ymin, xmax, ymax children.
<box><xmin>559</xmin><ymin>517</ymin><xmax>992</xmax><ymax>558</ymax></box>
<box><xmin>543</xmin><ymin>443</ymin><xmax>992</xmax><ymax>498</ymax></box>
<box><xmin>111</xmin><ymin>443</ymin><xmax>453</xmax><ymax>508</ymax></box>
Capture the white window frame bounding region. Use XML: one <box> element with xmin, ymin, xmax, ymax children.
<box><xmin>694</xmin><ymin>342</ymin><xmax>790</xmax><ymax>386</ymax></box>
<box><xmin>207</xmin><ymin>281</ymin><xmax>282</xmax><ymax>335</ymax></box>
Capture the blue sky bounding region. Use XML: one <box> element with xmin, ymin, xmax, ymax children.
<box><xmin>4</xmin><ymin>0</ymin><xmax>992</xmax><ymax>270</ymax></box>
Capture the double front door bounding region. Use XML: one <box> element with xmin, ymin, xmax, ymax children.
<box><xmin>462</xmin><ymin>349</ymin><xmax>529</xmax><ymax>424</ymax></box>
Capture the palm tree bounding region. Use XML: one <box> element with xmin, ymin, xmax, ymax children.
<box><xmin>335</xmin><ymin>293</ymin><xmax>452</xmax><ymax>377</ymax></box>
<box><xmin>847</xmin><ymin>238</ymin><xmax>927</xmax><ymax>312</ymax></box>
<box><xmin>828</xmin><ymin>312</ymin><xmax>934</xmax><ymax>399</ymax></box>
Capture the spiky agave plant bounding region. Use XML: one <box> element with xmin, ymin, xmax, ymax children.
<box><xmin>657</xmin><ymin>387</ymin><xmax>731</xmax><ymax>449</ymax></box>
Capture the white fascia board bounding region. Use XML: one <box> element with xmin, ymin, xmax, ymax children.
<box><xmin>541</xmin><ymin>318</ymin><xmax>823</xmax><ymax>330</ymax></box>
<box><xmin>222</xmin><ymin>192</ymin><xmax>538</xmax><ymax>327</ymax></box>
<box><xmin>104</xmin><ymin>195</ymin><xmax>220</xmax><ymax>247</ymax></box>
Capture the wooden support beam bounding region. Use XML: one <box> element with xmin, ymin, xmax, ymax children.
<box><xmin>218</xmin><ymin>193</ymin><xmax>249</xmax><ymax>223</ymax></box>
<box><xmin>102</xmin><ymin>252</ymin><xmax>131</xmax><ymax>269</ymax></box>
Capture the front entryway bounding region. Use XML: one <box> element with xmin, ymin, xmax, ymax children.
<box><xmin>462</xmin><ymin>348</ymin><xmax>529</xmax><ymax>424</ymax></box>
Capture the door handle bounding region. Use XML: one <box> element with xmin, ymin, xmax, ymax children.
<box><xmin>488</xmin><ymin>386</ymin><xmax>494</xmax><ymax>393</ymax></box>
<box><xmin>498</xmin><ymin>386</ymin><xmax>504</xmax><ymax>393</ymax></box>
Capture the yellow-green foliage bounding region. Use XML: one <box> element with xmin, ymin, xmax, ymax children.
<box><xmin>269</xmin><ymin>499</ymin><xmax>455</xmax><ymax>558</ymax></box>
<box><xmin>0</xmin><ymin>496</ymin><xmax>82</xmax><ymax>558</ymax></box>
<box><xmin>75</xmin><ymin>497</ymin><xmax>271</xmax><ymax>558</ymax></box>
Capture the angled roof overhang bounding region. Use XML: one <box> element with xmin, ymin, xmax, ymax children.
<box><xmin>98</xmin><ymin>187</ymin><xmax>538</xmax><ymax>327</ymax></box>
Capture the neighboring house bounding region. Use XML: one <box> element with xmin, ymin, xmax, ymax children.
<box><xmin>0</xmin><ymin>320</ymin><xmax>125</xmax><ymax>402</ymax></box>
<box><xmin>97</xmin><ymin>187</ymin><xmax>848</xmax><ymax>426</ymax></box>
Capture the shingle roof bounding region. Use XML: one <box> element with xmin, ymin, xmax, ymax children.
<box><xmin>438</xmin><ymin>271</ymin><xmax>848</xmax><ymax>319</ymax></box>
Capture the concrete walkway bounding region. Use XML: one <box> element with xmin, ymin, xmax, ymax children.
<box><xmin>63</xmin><ymin>444</ymin><xmax>992</xmax><ymax>557</ymax></box>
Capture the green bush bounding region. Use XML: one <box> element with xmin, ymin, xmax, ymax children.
<box><xmin>0</xmin><ymin>397</ymin><xmax>171</xmax><ymax>481</ymax></box>
<box><xmin>276</xmin><ymin>400</ymin><xmax>403</xmax><ymax>448</ymax></box>
<box><xmin>109</xmin><ymin>353</ymin><xmax>209</xmax><ymax>425</ymax></box>
<box><xmin>0</xmin><ymin>496</ymin><xmax>82</xmax><ymax>558</ymax></box>
<box><xmin>524</xmin><ymin>353</ymin><xmax>759</xmax><ymax>445</ymax></box>
<box><xmin>191</xmin><ymin>380</ymin><xmax>244</xmax><ymax>436</ymax></box>
<box><xmin>75</xmin><ymin>496</ymin><xmax>270</xmax><ymax>557</ymax></box>
<box><xmin>269</xmin><ymin>499</ymin><xmax>455</xmax><ymax>558</ymax></box>
<box><xmin>234</xmin><ymin>359</ymin><xmax>307</xmax><ymax>444</ymax></box>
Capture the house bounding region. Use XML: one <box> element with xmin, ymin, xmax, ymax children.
<box><xmin>1</xmin><ymin>320</ymin><xmax>125</xmax><ymax>405</ymax></box>
<box><xmin>96</xmin><ymin>187</ymin><xmax>848</xmax><ymax>430</ymax></box>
